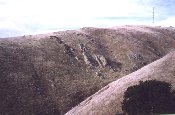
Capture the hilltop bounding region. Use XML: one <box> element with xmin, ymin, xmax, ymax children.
<box><xmin>0</xmin><ymin>25</ymin><xmax>175</xmax><ymax>114</ymax></box>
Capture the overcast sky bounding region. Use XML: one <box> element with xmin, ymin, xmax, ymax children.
<box><xmin>0</xmin><ymin>0</ymin><xmax>175</xmax><ymax>37</ymax></box>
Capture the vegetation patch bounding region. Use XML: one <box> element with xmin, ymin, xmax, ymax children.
<box><xmin>122</xmin><ymin>80</ymin><xmax>175</xmax><ymax>115</ymax></box>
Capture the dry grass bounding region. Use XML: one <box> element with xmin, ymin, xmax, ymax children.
<box><xmin>66</xmin><ymin>51</ymin><xmax>175</xmax><ymax>115</ymax></box>
<box><xmin>0</xmin><ymin>25</ymin><xmax>175</xmax><ymax>114</ymax></box>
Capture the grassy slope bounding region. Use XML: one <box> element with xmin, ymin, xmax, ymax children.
<box><xmin>0</xmin><ymin>26</ymin><xmax>175</xmax><ymax>114</ymax></box>
<box><xmin>66</xmin><ymin>51</ymin><xmax>175</xmax><ymax>115</ymax></box>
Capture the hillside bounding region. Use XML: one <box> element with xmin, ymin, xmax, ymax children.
<box><xmin>0</xmin><ymin>25</ymin><xmax>175</xmax><ymax>114</ymax></box>
<box><xmin>66</xmin><ymin>51</ymin><xmax>175</xmax><ymax>115</ymax></box>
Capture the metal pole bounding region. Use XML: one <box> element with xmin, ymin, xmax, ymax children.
<box><xmin>153</xmin><ymin>7</ymin><xmax>154</xmax><ymax>24</ymax></box>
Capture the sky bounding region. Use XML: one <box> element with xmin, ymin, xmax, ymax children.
<box><xmin>0</xmin><ymin>0</ymin><xmax>175</xmax><ymax>37</ymax></box>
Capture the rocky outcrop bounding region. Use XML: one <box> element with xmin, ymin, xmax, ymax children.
<box><xmin>79</xmin><ymin>44</ymin><xmax>98</xmax><ymax>66</ymax></box>
<box><xmin>127</xmin><ymin>51</ymin><xmax>148</xmax><ymax>71</ymax></box>
<box><xmin>50</xmin><ymin>35</ymin><xmax>75</xmax><ymax>57</ymax></box>
<box><xmin>82</xmin><ymin>52</ymin><xmax>93</xmax><ymax>66</ymax></box>
<box><xmin>50</xmin><ymin>36</ymin><xmax>63</xmax><ymax>44</ymax></box>
<box><xmin>79</xmin><ymin>43</ymin><xmax>122</xmax><ymax>72</ymax></box>
<box><xmin>79</xmin><ymin>44</ymin><xmax>109</xmax><ymax>68</ymax></box>
<box><xmin>94</xmin><ymin>54</ymin><xmax>108</xmax><ymax>68</ymax></box>
<box><xmin>79</xmin><ymin>44</ymin><xmax>87</xmax><ymax>52</ymax></box>
<box><xmin>127</xmin><ymin>51</ymin><xmax>143</xmax><ymax>61</ymax></box>
<box><xmin>63</xmin><ymin>44</ymin><xmax>74</xmax><ymax>57</ymax></box>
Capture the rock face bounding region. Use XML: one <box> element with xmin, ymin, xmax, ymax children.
<box><xmin>79</xmin><ymin>43</ymin><xmax>120</xmax><ymax>70</ymax></box>
<box><xmin>94</xmin><ymin>54</ymin><xmax>108</xmax><ymax>67</ymax></box>
<box><xmin>1</xmin><ymin>26</ymin><xmax>175</xmax><ymax>114</ymax></box>
<box><xmin>66</xmin><ymin>51</ymin><xmax>175</xmax><ymax>115</ymax></box>
<box><xmin>63</xmin><ymin>44</ymin><xmax>74</xmax><ymax>57</ymax></box>
<box><xmin>79</xmin><ymin>43</ymin><xmax>112</xmax><ymax>69</ymax></box>
<box><xmin>81</xmin><ymin>50</ymin><xmax>109</xmax><ymax>68</ymax></box>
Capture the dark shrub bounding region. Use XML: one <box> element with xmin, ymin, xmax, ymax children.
<box><xmin>122</xmin><ymin>80</ymin><xmax>175</xmax><ymax>115</ymax></box>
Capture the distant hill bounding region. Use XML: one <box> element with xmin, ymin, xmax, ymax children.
<box><xmin>1</xmin><ymin>25</ymin><xmax>175</xmax><ymax>114</ymax></box>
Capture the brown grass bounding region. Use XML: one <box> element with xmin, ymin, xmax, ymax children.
<box><xmin>66</xmin><ymin>51</ymin><xmax>175</xmax><ymax>115</ymax></box>
<box><xmin>0</xmin><ymin>25</ymin><xmax>175</xmax><ymax>114</ymax></box>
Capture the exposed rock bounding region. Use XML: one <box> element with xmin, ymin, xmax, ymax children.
<box><xmin>79</xmin><ymin>44</ymin><xmax>87</xmax><ymax>52</ymax></box>
<box><xmin>82</xmin><ymin>52</ymin><xmax>90</xmax><ymax>65</ymax></box>
<box><xmin>94</xmin><ymin>54</ymin><xmax>108</xmax><ymax>68</ymax></box>
<box><xmin>82</xmin><ymin>52</ymin><xmax>98</xmax><ymax>66</ymax></box>
<box><xmin>50</xmin><ymin>36</ymin><xmax>63</xmax><ymax>44</ymax></box>
<box><xmin>63</xmin><ymin>44</ymin><xmax>74</xmax><ymax>57</ymax></box>
<box><xmin>95</xmin><ymin>72</ymin><xmax>101</xmax><ymax>76</ymax></box>
<box><xmin>99</xmin><ymin>56</ymin><xmax>108</xmax><ymax>67</ymax></box>
<box><xmin>95</xmin><ymin>71</ymin><xmax>104</xmax><ymax>79</ymax></box>
<box><xmin>75</xmin><ymin>56</ymin><xmax>80</xmax><ymax>61</ymax></box>
<box><xmin>79</xmin><ymin>44</ymin><xmax>120</xmax><ymax>71</ymax></box>
<box><xmin>79</xmin><ymin>44</ymin><xmax>100</xmax><ymax>67</ymax></box>
<box><xmin>127</xmin><ymin>51</ymin><xmax>143</xmax><ymax>61</ymax></box>
<box><xmin>127</xmin><ymin>51</ymin><xmax>149</xmax><ymax>71</ymax></box>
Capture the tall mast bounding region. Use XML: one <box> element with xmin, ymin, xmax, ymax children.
<box><xmin>153</xmin><ymin>7</ymin><xmax>155</xmax><ymax>24</ymax></box>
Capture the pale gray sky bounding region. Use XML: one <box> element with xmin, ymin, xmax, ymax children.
<box><xmin>0</xmin><ymin>0</ymin><xmax>175</xmax><ymax>37</ymax></box>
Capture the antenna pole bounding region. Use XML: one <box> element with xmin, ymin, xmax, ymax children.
<box><xmin>153</xmin><ymin>7</ymin><xmax>154</xmax><ymax>24</ymax></box>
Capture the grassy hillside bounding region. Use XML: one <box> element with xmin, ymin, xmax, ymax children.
<box><xmin>0</xmin><ymin>25</ymin><xmax>175</xmax><ymax>114</ymax></box>
<box><xmin>66</xmin><ymin>51</ymin><xmax>175</xmax><ymax>115</ymax></box>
